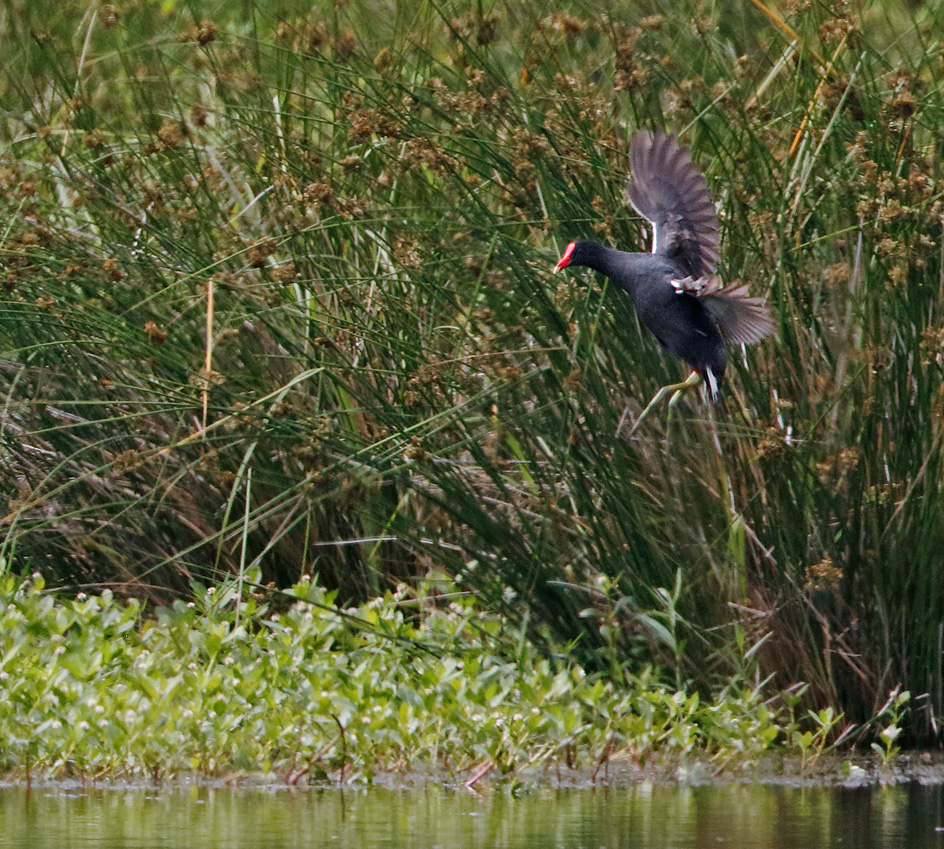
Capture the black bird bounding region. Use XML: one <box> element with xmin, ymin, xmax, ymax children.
<box><xmin>555</xmin><ymin>131</ymin><xmax>773</xmax><ymax>428</ymax></box>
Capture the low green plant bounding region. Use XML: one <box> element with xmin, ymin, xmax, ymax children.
<box><xmin>0</xmin><ymin>571</ymin><xmax>798</xmax><ymax>782</ymax></box>
<box><xmin>792</xmin><ymin>708</ymin><xmax>849</xmax><ymax>770</ymax></box>
<box><xmin>871</xmin><ymin>687</ymin><xmax>910</xmax><ymax>769</ymax></box>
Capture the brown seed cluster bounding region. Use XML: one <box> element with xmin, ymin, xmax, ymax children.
<box><xmin>282</xmin><ymin>20</ymin><xmax>326</xmax><ymax>54</ymax></box>
<box><xmin>398</xmin><ymin>138</ymin><xmax>453</xmax><ymax>175</ymax></box>
<box><xmin>299</xmin><ymin>179</ymin><xmax>368</xmax><ymax>221</ymax></box>
<box><xmin>921</xmin><ymin>324</ymin><xmax>944</xmax><ymax>366</ymax></box>
<box><xmin>481</xmin><ymin>358</ymin><xmax>523</xmax><ymax>383</ymax></box>
<box><xmin>348</xmin><ymin>108</ymin><xmax>403</xmax><ymax>142</ymax></box>
<box><xmin>110</xmin><ymin>449</ymin><xmax>145</xmax><ymax>475</ymax></box>
<box><xmin>100</xmin><ymin>4</ymin><xmax>120</xmax><ymax>28</ymax></box>
<box><xmin>246</xmin><ymin>238</ymin><xmax>276</xmax><ymax>269</ymax></box>
<box><xmin>144</xmin><ymin>320</ymin><xmax>167</xmax><ymax>344</ymax></box>
<box><xmin>102</xmin><ymin>259</ymin><xmax>123</xmax><ymax>281</ymax></box>
<box><xmin>448</xmin><ymin>11</ymin><xmax>501</xmax><ymax>45</ymax></box>
<box><xmin>189</xmin><ymin>367</ymin><xmax>225</xmax><ymax>390</ymax></box>
<box><xmin>179</xmin><ymin>20</ymin><xmax>217</xmax><ymax>45</ymax></box>
<box><xmin>188</xmin><ymin>106</ymin><xmax>208</xmax><ymax>128</ymax></box>
<box><xmin>428</xmin><ymin>77</ymin><xmax>489</xmax><ymax>124</ymax></box>
<box><xmin>822</xmin><ymin>263</ymin><xmax>850</xmax><ymax>287</ymax></box>
<box><xmin>804</xmin><ymin>556</ymin><xmax>844</xmax><ymax>593</ymax></box>
<box><xmin>156</xmin><ymin>119</ymin><xmax>185</xmax><ymax>150</ymax></box>
<box><xmin>511</xmin><ymin>128</ymin><xmax>548</xmax><ymax>160</ymax></box>
<box><xmin>393</xmin><ymin>239</ymin><xmax>422</xmax><ymax>270</ymax></box>
<box><xmin>614</xmin><ymin>27</ymin><xmax>648</xmax><ymax>92</ymax></box>
<box><xmin>272</xmin><ymin>263</ymin><xmax>297</xmax><ymax>283</ymax></box>
<box><xmin>540</xmin><ymin>12</ymin><xmax>587</xmax><ymax>37</ymax></box>
<box><xmin>818</xmin><ymin>1</ymin><xmax>858</xmax><ymax>45</ymax></box>
<box><xmin>333</xmin><ymin>30</ymin><xmax>357</xmax><ymax>59</ymax></box>
<box><xmin>815</xmin><ymin>446</ymin><xmax>859</xmax><ymax>485</ymax></box>
<box><xmin>756</xmin><ymin>427</ymin><xmax>789</xmax><ymax>459</ymax></box>
<box><xmin>865</xmin><ymin>482</ymin><xmax>903</xmax><ymax>506</ymax></box>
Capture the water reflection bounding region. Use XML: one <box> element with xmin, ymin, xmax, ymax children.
<box><xmin>0</xmin><ymin>782</ymin><xmax>941</xmax><ymax>848</ymax></box>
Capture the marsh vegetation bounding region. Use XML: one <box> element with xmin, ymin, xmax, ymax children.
<box><xmin>1</xmin><ymin>0</ymin><xmax>944</xmax><ymax>777</ymax></box>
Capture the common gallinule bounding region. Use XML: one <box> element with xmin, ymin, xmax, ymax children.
<box><xmin>555</xmin><ymin>130</ymin><xmax>774</xmax><ymax>432</ymax></box>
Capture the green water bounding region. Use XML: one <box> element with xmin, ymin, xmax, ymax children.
<box><xmin>1</xmin><ymin>783</ymin><xmax>942</xmax><ymax>848</ymax></box>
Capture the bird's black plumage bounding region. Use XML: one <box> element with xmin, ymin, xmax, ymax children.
<box><xmin>555</xmin><ymin>131</ymin><xmax>773</xmax><ymax>401</ymax></box>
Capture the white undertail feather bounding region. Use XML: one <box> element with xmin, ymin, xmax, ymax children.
<box><xmin>704</xmin><ymin>367</ymin><xmax>720</xmax><ymax>402</ymax></box>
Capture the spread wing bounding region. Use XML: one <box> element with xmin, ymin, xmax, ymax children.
<box><xmin>625</xmin><ymin>131</ymin><xmax>720</xmax><ymax>280</ymax></box>
<box><xmin>701</xmin><ymin>283</ymin><xmax>776</xmax><ymax>345</ymax></box>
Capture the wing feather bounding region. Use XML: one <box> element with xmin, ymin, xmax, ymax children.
<box><xmin>625</xmin><ymin>131</ymin><xmax>720</xmax><ymax>279</ymax></box>
<box><xmin>702</xmin><ymin>284</ymin><xmax>776</xmax><ymax>345</ymax></box>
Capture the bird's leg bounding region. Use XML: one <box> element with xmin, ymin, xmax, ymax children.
<box><xmin>668</xmin><ymin>370</ymin><xmax>704</xmax><ymax>409</ymax></box>
<box><xmin>622</xmin><ymin>371</ymin><xmax>704</xmax><ymax>437</ymax></box>
<box><xmin>664</xmin><ymin>371</ymin><xmax>704</xmax><ymax>443</ymax></box>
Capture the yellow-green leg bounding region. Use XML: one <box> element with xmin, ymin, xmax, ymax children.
<box><xmin>620</xmin><ymin>371</ymin><xmax>704</xmax><ymax>437</ymax></box>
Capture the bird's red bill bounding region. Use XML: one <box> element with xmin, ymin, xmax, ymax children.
<box><xmin>555</xmin><ymin>241</ymin><xmax>576</xmax><ymax>271</ymax></box>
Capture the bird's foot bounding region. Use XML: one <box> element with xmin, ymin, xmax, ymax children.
<box><xmin>668</xmin><ymin>371</ymin><xmax>703</xmax><ymax>409</ymax></box>
<box><xmin>620</xmin><ymin>371</ymin><xmax>704</xmax><ymax>437</ymax></box>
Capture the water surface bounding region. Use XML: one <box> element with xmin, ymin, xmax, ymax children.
<box><xmin>1</xmin><ymin>782</ymin><xmax>943</xmax><ymax>848</ymax></box>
